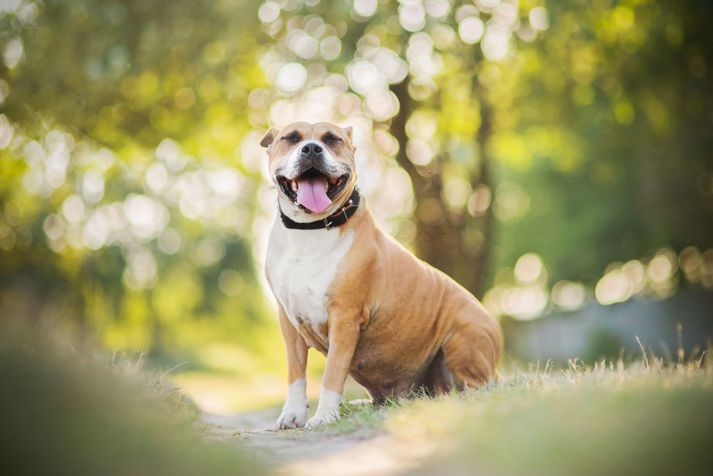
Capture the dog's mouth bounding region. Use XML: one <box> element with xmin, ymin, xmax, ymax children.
<box><xmin>277</xmin><ymin>169</ymin><xmax>350</xmax><ymax>214</ymax></box>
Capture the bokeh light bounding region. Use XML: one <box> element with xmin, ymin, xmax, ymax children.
<box><xmin>0</xmin><ymin>0</ymin><xmax>710</xmax><ymax>399</ymax></box>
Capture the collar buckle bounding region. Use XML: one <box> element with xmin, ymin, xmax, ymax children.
<box><xmin>323</xmin><ymin>218</ymin><xmax>334</xmax><ymax>230</ymax></box>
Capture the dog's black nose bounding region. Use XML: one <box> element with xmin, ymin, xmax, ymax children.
<box><xmin>301</xmin><ymin>143</ymin><xmax>323</xmax><ymax>156</ymax></box>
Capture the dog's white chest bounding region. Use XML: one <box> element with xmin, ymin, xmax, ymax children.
<box><xmin>267</xmin><ymin>221</ymin><xmax>354</xmax><ymax>334</ymax></box>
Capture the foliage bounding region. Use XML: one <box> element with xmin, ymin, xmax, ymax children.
<box><xmin>491</xmin><ymin>0</ymin><xmax>713</xmax><ymax>285</ymax></box>
<box><xmin>0</xmin><ymin>322</ymin><xmax>264</xmax><ymax>476</ymax></box>
<box><xmin>0</xmin><ymin>0</ymin><xmax>712</xmax><ymax>360</ymax></box>
<box><xmin>0</xmin><ymin>0</ymin><xmax>275</xmax><ymax>356</ymax></box>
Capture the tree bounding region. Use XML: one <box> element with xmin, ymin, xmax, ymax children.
<box><xmin>0</xmin><ymin>0</ymin><xmax>273</xmax><ymax>354</ymax></box>
<box><xmin>1</xmin><ymin>0</ymin><xmax>712</xmax><ymax>354</ymax></box>
<box><xmin>255</xmin><ymin>0</ymin><xmax>547</xmax><ymax>297</ymax></box>
<box><xmin>489</xmin><ymin>0</ymin><xmax>713</xmax><ymax>283</ymax></box>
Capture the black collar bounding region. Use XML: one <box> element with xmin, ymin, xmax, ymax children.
<box><xmin>280</xmin><ymin>188</ymin><xmax>360</xmax><ymax>230</ymax></box>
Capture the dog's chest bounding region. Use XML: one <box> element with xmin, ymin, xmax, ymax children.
<box><xmin>267</xmin><ymin>224</ymin><xmax>354</xmax><ymax>333</ymax></box>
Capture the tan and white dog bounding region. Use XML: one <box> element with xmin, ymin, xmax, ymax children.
<box><xmin>262</xmin><ymin>122</ymin><xmax>502</xmax><ymax>429</ymax></box>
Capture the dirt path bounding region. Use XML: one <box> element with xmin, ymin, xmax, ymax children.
<box><xmin>204</xmin><ymin>408</ymin><xmax>436</xmax><ymax>476</ymax></box>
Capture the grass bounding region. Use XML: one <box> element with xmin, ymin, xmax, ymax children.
<box><xmin>323</xmin><ymin>357</ymin><xmax>713</xmax><ymax>475</ymax></box>
<box><xmin>323</xmin><ymin>397</ymin><xmax>398</xmax><ymax>434</ymax></box>
<box><xmin>4</xmin><ymin>316</ymin><xmax>711</xmax><ymax>476</ymax></box>
<box><xmin>0</xmin><ymin>322</ymin><xmax>265</xmax><ymax>476</ymax></box>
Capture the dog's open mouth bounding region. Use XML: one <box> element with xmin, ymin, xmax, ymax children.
<box><xmin>277</xmin><ymin>169</ymin><xmax>350</xmax><ymax>214</ymax></box>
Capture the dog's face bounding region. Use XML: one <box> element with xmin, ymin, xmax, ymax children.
<box><xmin>261</xmin><ymin>122</ymin><xmax>356</xmax><ymax>218</ymax></box>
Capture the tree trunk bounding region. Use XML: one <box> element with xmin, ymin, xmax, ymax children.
<box><xmin>390</xmin><ymin>78</ymin><xmax>494</xmax><ymax>299</ymax></box>
<box><xmin>467</xmin><ymin>81</ymin><xmax>495</xmax><ymax>298</ymax></box>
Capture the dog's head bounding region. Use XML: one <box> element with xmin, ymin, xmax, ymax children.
<box><xmin>261</xmin><ymin>122</ymin><xmax>356</xmax><ymax>219</ymax></box>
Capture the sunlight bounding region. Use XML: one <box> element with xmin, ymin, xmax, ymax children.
<box><xmin>551</xmin><ymin>281</ymin><xmax>586</xmax><ymax>311</ymax></box>
<box><xmin>399</xmin><ymin>1</ymin><xmax>426</xmax><ymax>33</ymax></box>
<box><xmin>514</xmin><ymin>253</ymin><xmax>545</xmax><ymax>284</ymax></box>
<box><xmin>1</xmin><ymin>2</ymin><xmax>712</xmax><ymax>473</ymax></box>
<box><xmin>459</xmin><ymin>16</ymin><xmax>485</xmax><ymax>44</ymax></box>
<box><xmin>354</xmin><ymin>0</ymin><xmax>378</xmax><ymax>19</ymax></box>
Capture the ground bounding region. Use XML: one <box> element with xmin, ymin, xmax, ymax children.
<box><xmin>201</xmin><ymin>359</ymin><xmax>713</xmax><ymax>476</ymax></box>
<box><xmin>204</xmin><ymin>405</ymin><xmax>434</xmax><ymax>476</ymax></box>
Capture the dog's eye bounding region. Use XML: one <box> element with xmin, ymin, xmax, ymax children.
<box><xmin>323</xmin><ymin>133</ymin><xmax>342</xmax><ymax>145</ymax></box>
<box><xmin>282</xmin><ymin>132</ymin><xmax>301</xmax><ymax>144</ymax></box>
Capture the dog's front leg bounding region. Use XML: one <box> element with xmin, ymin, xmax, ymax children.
<box><xmin>276</xmin><ymin>306</ymin><xmax>310</xmax><ymax>429</ymax></box>
<box><xmin>305</xmin><ymin>314</ymin><xmax>360</xmax><ymax>429</ymax></box>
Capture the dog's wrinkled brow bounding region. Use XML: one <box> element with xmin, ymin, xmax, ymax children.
<box><xmin>283</xmin><ymin>130</ymin><xmax>302</xmax><ymax>141</ymax></box>
<box><xmin>321</xmin><ymin>131</ymin><xmax>341</xmax><ymax>142</ymax></box>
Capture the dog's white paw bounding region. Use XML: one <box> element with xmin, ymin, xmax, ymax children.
<box><xmin>276</xmin><ymin>401</ymin><xmax>309</xmax><ymax>429</ymax></box>
<box><xmin>276</xmin><ymin>379</ymin><xmax>309</xmax><ymax>429</ymax></box>
<box><xmin>305</xmin><ymin>387</ymin><xmax>342</xmax><ymax>430</ymax></box>
<box><xmin>304</xmin><ymin>411</ymin><xmax>339</xmax><ymax>429</ymax></box>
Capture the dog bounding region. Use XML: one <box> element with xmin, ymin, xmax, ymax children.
<box><xmin>261</xmin><ymin>122</ymin><xmax>502</xmax><ymax>429</ymax></box>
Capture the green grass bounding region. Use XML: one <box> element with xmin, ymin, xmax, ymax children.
<box><xmin>0</xmin><ymin>322</ymin><xmax>265</xmax><ymax>476</ymax></box>
<box><xmin>326</xmin><ymin>358</ymin><xmax>713</xmax><ymax>475</ymax></box>
<box><xmin>323</xmin><ymin>397</ymin><xmax>399</xmax><ymax>434</ymax></box>
<box><xmin>4</xmin><ymin>316</ymin><xmax>711</xmax><ymax>476</ymax></box>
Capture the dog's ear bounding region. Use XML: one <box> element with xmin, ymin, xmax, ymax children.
<box><xmin>260</xmin><ymin>128</ymin><xmax>278</xmax><ymax>148</ymax></box>
<box><xmin>344</xmin><ymin>126</ymin><xmax>353</xmax><ymax>143</ymax></box>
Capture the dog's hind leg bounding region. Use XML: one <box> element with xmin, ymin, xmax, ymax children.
<box><xmin>422</xmin><ymin>348</ymin><xmax>455</xmax><ymax>395</ymax></box>
<box><xmin>441</xmin><ymin>307</ymin><xmax>502</xmax><ymax>391</ymax></box>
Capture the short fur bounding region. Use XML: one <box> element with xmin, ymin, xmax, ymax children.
<box><xmin>262</xmin><ymin>122</ymin><xmax>502</xmax><ymax>428</ymax></box>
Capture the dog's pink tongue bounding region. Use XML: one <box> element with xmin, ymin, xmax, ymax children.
<box><xmin>296</xmin><ymin>176</ymin><xmax>331</xmax><ymax>214</ymax></box>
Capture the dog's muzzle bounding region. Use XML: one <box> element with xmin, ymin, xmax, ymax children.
<box><xmin>275</xmin><ymin>141</ymin><xmax>352</xmax><ymax>214</ymax></box>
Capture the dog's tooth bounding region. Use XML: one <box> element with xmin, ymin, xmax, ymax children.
<box><xmin>291</xmin><ymin>181</ymin><xmax>298</xmax><ymax>192</ymax></box>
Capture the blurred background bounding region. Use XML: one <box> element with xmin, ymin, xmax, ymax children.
<box><xmin>1</xmin><ymin>0</ymin><xmax>712</xmax><ymax>414</ymax></box>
